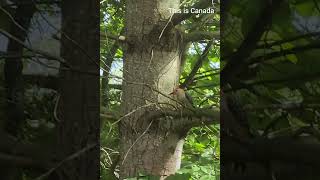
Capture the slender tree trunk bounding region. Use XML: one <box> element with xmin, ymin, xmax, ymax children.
<box><xmin>54</xmin><ymin>0</ymin><xmax>100</xmax><ymax>179</ymax></box>
<box><xmin>101</xmin><ymin>42</ymin><xmax>119</xmax><ymax>107</ymax></box>
<box><xmin>101</xmin><ymin>28</ymin><xmax>124</xmax><ymax>107</ymax></box>
<box><xmin>119</xmin><ymin>0</ymin><xmax>187</xmax><ymax>179</ymax></box>
<box><xmin>3</xmin><ymin>0</ymin><xmax>35</xmax><ymax>137</ymax></box>
<box><xmin>1</xmin><ymin>2</ymin><xmax>35</xmax><ymax>180</ymax></box>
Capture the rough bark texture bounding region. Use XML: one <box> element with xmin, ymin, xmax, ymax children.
<box><xmin>54</xmin><ymin>0</ymin><xmax>100</xmax><ymax>179</ymax></box>
<box><xmin>119</xmin><ymin>0</ymin><xmax>187</xmax><ymax>179</ymax></box>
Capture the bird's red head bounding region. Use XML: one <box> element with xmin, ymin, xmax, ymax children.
<box><xmin>169</xmin><ymin>87</ymin><xmax>184</xmax><ymax>96</ymax></box>
<box><xmin>169</xmin><ymin>88</ymin><xmax>177</xmax><ymax>95</ymax></box>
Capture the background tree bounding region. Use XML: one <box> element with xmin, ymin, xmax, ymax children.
<box><xmin>1</xmin><ymin>1</ymin><xmax>35</xmax><ymax>179</ymax></box>
<box><xmin>53</xmin><ymin>0</ymin><xmax>100</xmax><ymax>179</ymax></box>
<box><xmin>0</xmin><ymin>1</ymin><xmax>100</xmax><ymax>179</ymax></box>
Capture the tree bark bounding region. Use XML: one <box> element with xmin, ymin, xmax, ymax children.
<box><xmin>1</xmin><ymin>1</ymin><xmax>35</xmax><ymax>180</ymax></box>
<box><xmin>53</xmin><ymin>0</ymin><xmax>100</xmax><ymax>179</ymax></box>
<box><xmin>3</xmin><ymin>0</ymin><xmax>35</xmax><ymax>137</ymax></box>
<box><xmin>119</xmin><ymin>0</ymin><xmax>189</xmax><ymax>179</ymax></box>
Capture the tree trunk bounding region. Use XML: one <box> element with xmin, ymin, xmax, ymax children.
<box><xmin>54</xmin><ymin>0</ymin><xmax>100</xmax><ymax>179</ymax></box>
<box><xmin>119</xmin><ymin>0</ymin><xmax>187</xmax><ymax>179</ymax></box>
<box><xmin>1</xmin><ymin>2</ymin><xmax>35</xmax><ymax>180</ymax></box>
<box><xmin>3</xmin><ymin>0</ymin><xmax>35</xmax><ymax>137</ymax></box>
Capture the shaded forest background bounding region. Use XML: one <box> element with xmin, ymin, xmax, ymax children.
<box><xmin>0</xmin><ymin>0</ymin><xmax>99</xmax><ymax>180</ymax></box>
<box><xmin>221</xmin><ymin>0</ymin><xmax>320</xmax><ymax>180</ymax></box>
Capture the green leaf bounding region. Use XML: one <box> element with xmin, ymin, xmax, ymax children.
<box><xmin>166</xmin><ymin>173</ymin><xmax>192</xmax><ymax>180</ymax></box>
<box><xmin>286</xmin><ymin>54</ymin><xmax>298</xmax><ymax>64</ymax></box>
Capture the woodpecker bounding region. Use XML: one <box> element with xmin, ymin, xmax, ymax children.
<box><xmin>169</xmin><ymin>87</ymin><xmax>194</xmax><ymax>108</ymax></box>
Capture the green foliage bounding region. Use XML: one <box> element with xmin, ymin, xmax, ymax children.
<box><xmin>14</xmin><ymin>86</ymin><xmax>57</xmax><ymax>147</ymax></box>
<box><xmin>223</xmin><ymin>0</ymin><xmax>320</xmax><ymax>139</ymax></box>
<box><xmin>123</xmin><ymin>173</ymin><xmax>192</xmax><ymax>180</ymax></box>
<box><xmin>179</xmin><ymin>125</ymin><xmax>220</xmax><ymax>180</ymax></box>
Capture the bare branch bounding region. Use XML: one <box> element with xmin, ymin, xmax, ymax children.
<box><xmin>34</xmin><ymin>143</ymin><xmax>98</xmax><ymax>180</ymax></box>
<box><xmin>23</xmin><ymin>74</ymin><xmax>58</xmax><ymax>89</ymax></box>
<box><xmin>185</xmin><ymin>30</ymin><xmax>219</xmax><ymax>42</ymax></box>
<box><xmin>180</xmin><ymin>41</ymin><xmax>213</xmax><ymax>89</ymax></box>
<box><xmin>224</xmin><ymin>136</ymin><xmax>320</xmax><ymax>167</ymax></box>
<box><xmin>244</xmin><ymin>103</ymin><xmax>320</xmax><ymax>111</ymax></box>
<box><xmin>0</xmin><ymin>28</ymin><xmax>69</xmax><ymax>67</ymax></box>
<box><xmin>0</xmin><ymin>152</ymin><xmax>51</xmax><ymax>169</ymax></box>
<box><xmin>226</xmin><ymin>71</ymin><xmax>320</xmax><ymax>92</ymax></box>
<box><xmin>248</xmin><ymin>42</ymin><xmax>320</xmax><ymax>65</ymax></box>
<box><xmin>0</xmin><ymin>132</ymin><xmax>53</xmax><ymax>168</ymax></box>
<box><xmin>221</xmin><ymin>1</ymin><xmax>285</xmax><ymax>86</ymax></box>
<box><xmin>145</xmin><ymin>107</ymin><xmax>220</xmax><ymax>128</ymax></box>
<box><xmin>256</xmin><ymin>31</ymin><xmax>320</xmax><ymax>49</ymax></box>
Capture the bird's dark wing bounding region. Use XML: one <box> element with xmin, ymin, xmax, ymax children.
<box><xmin>185</xmin><ymin>92</ymin><xmax>195</xmax><ymax>108</ymax></box>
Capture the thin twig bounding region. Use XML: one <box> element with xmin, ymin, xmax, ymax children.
<box><xmin>34</xmin><ymin>143</ymin><xmax>97</xmax><ymax>180</ymax></box>
<box><xmin>121</xmin><ymin>120</ymin><xmax>154</xmax><ymax>165</ymax></box>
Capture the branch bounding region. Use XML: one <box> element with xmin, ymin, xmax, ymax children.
<box><xmin>0</xmin><ymin>132</ymin><xmax>53</xmax><ymax>168</ymax></box>
<box><xmin>313</xmin><ymin>0</ymin><xmax>320</xmax><ymax>13</ymax></box>
<box><xmin>224</xmin><ymin>136</ymin><xmax>320</xmax><ymax>167</ymax></box>
<box><xmin>248</xmin><ymin>42</ymin><xmax>320</xmax><ymax>65</ymax></box>
<box><xmin>193</xmin><ymin>72</ymin><xmax>219</xmax><ymax>81</ymax></box>
<box><xmin>101</xmin><ymin>28</ymin><xmax>124</xmax><ymax>106</ymax></box>
<box><xmin>221</xmin><ymin>0</ymin><xmax>285</xmax><ymax>86</ymax></box>
<box><xmin>0</xmin><ymin>52</ymin><xmax>36</xmax><ymax>59</ymax></box>
<box><xmin>100</xmin><ymin>111</ymin><xmax>118</xmax><ymax>121</ymax></box>
<box><xmin>256</xmin><ymin>31</ymin><xmax>320</xmax><ymax>49</ymax></box>
<box><xmin>145</xmin><ymin>107</ymin><xmax>220</xmax><ymax>128</ymax></box>
<box><xmin>0</xmin><ymin>28</ymin><xmax>69</xmax><ymax>67</ymax></box>
<box><xmin>107</xmin><ymin>83</ymin><xmax>122</xmax><ymax>90</ymax></box>
<box><xmin>2</xmin><ymin>1</ymin><xmax>61</xmax><ymax>8</ymax></box>
<box><xmin>180</xmin><ymin>68</ymin><xmax>220</xmax><ymax>81</ymax></box>
<box><xmin>180</xmin><ymin>41</ymin><xmax>213</xmax><ymax>89</ymax></box>
<box><xmin>185</xmin><ymin>30</ymin><xmax>220</xmax><ymax>42</ymax></box>
<box><xmin>1</xmin><ymin>28</ymin><xmax>100</xmax><ymax>76</ymax></box>
<box><xmin>100</xmin><ymin>32</ymin><xmax>126</xmax><ymax>43</ymax></box>
<box><xmin>34</xmin><ymin>143</ymin><xmax>97</xmax><ymax>180</ymax></box>
<box><xmin>227</xmin><ymin>71</ymin><xmax>320</xmax><ymax>92</ymax></box>
<box><xmin>0</xmin><ymin>152</ymin><xmax>51</xmax><ymax>169</ymax></box>
<box><xmin>23</xmin><ymin>74</ymin><xmax>58</xmax><ymax>90</ymax></box>
<box><xmin>244</xmin><ymin>103</ymin><xmax>320</xmax><ymax>111</ymax></box>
